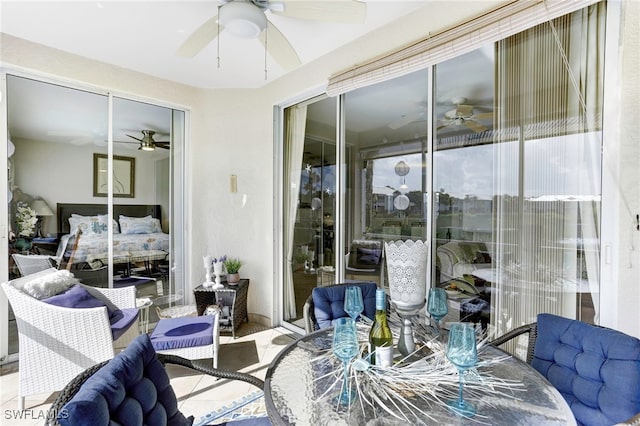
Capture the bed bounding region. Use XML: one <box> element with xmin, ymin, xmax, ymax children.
<box><xmin>55</xmin><ymin>204</ymin><xmax>169</xmax><ymax>285</ymax></box>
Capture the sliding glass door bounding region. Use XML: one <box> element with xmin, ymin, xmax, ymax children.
<box><xmin>282</xmin><ymin>96</ymin><xmax>337</xmax><ymax>325</ymax></box>
<box><xmin>280</xmin><ymin>3</ymin><xmax>605</xmax><ymax>343</ymax></box>
<box><xmin>1</xmin><ymin>74</ymin><xmax>187</xmax><ymax>361</ymax></box>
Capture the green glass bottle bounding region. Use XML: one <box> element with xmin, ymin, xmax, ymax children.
<box><xmin>368</xmin><ymin>289</ymin><xmax>394</xmax><ymax>367</ymax></box>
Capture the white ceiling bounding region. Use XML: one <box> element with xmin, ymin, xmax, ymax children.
<box><xmin>1</xmin><ymin>0</ymin><xmax>428</xmax><ymax>89</ymax></box>
<box><xmin>2</xmin><ymin>1</ymin><xmax>498</xmax><ymax>149</ymax></box>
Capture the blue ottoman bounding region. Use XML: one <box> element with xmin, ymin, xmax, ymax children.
<box><xmin>150</xmin><ymin>314</ymin><xmax>219</xmax><ymax>368</ymax></box>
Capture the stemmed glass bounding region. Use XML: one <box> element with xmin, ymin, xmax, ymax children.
<box><xmin>427</xmin><ymin>288</ymin><xmax>448</xmax><ymax>334</ymax></box>
<box><xmin>446</xmin><ymin>322</ymin><xmax>478</xmax><ymax>417</ymax></box>
<box><xmin>332</xmin><ymin>317</ymin><xmax>359</xmax><ymax>405</ymax></box>
<box><xmin>344</xmin><ymin>286</ymin><xmax>364</xmax><ymax>324</ymax></box>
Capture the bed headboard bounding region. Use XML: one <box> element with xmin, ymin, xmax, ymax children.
<box><xmin>57</xmin><ymin>203</ymin><xmax>162</xmax><ymax>236</ymax></box>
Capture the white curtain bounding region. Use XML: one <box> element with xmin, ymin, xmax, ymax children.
<box><xmin>283</xmin><ymin>105</ymin><xmax>307</xmax><ymax>320</ymax></box>
<box><xmin>492</xmin><ymin>3</ymin><xmax>605</xmax><ymax>344</ymax></box>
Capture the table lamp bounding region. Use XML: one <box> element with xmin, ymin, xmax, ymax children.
<box><xmin>31</xmin><ymin>199</ymin><xmax>53</xmax><ymax>238</ymax></box>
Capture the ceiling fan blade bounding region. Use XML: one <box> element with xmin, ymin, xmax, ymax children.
<box><xmin>273</xmin><ymin>0</ymin><xmax>366</xmax><ymax>24</ymax></box>
<box><xmin>126</xmin><ymin>134</ymin><xmax>143</xmax><ymax>142</ymax></box>
<box><xmin>388</xmin><ymin>111</ymin><xmax>423</xmax><ymax>130</ymax></box>
<box><xmin>155</xmin><ymin>143</ymin><xmax>171</xmax><ymax>150</ymax></box>
<box><xmin>259</xmin><ymin>21</ymin><xmax>301</xmax><ymax>69</ymax></box>
<box><xmin>474</xmin><ymin>112</ymin><xmax>494</xmax><ymax>120</ymax></box>
<box><xmin>455</xmin><ymin>104</ymin><xmax>474</xmax><ymax>117</ymax></box>
<box><xmin>465</xmin><ymin>120</ymin><xmax>488</xmax><ymax>133</ymax></box>
<box><xmin>177</xmin><ymin>16</ymin><xmax>221</xmax><ymax>57</ymax></box>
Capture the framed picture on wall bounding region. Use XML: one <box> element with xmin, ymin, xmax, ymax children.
<box><xmin>93</xmin><ymin>154</ymin><xmax>135</xmax><ymax>198</ymax></box>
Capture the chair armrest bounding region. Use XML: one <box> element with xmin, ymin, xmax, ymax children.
<box><xmin>489</xmin><ymin>322</ymin><xmax>538</xmax><ymax>364</ymax></box>
<box><xmin>616</xmin><ymin>412</ymin><xmax>640</xmax><ymax>426</ymax></box>
<box><xmin>158</xmin><ymin>354</ymin><xmax>265</xmax><ymax>390</ymax></box>
<box><xmin>87</xmin><ymin>285</ymin><xmax>137</xmax><ymax>309</ymax></box>
<box><xmin>302</xmin><ymin>295</ymin><xmax>315</xmax><ymax>334</ymax></box>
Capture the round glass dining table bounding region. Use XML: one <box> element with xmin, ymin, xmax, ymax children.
<box><xmin>264</xmin><ymin>326</ymin><xmax>576</xmax><ymax>425</ymax></box>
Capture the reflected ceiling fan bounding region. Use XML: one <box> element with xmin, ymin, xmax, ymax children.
<box><xmin>116</xmin><ymin>130</ymin><xmax>170</xmax><ymax>151</ymax></box>
<box><xmin>437</xmin><ymin>97</ymin><xmax>493</xmax><ymax>133</ymax></box>
<box><xmin>177</xmin><ymin>0</ymin><xmax>367</xmax><ymax>69</ymax></box>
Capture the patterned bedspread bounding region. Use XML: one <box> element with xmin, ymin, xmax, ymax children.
<box><xmin>57</xmin><ymin>232</ymin><xmax>170</xmax><ymax>269</ymax></box>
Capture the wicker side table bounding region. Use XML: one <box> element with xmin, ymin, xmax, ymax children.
<box><xmin>193</xmin><ymin>279</ymin><xmax>249</xmax><ymax>338</ymax></box>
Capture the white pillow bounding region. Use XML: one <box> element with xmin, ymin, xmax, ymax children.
<box><xmin>119</xmin><ymin>215</ymin><xmax>155</xmax><ymax>234</ymax></box>
<box><xmin>152</xmin><ymin>218</ymin><xmax>163</xmax><ymax>233</ymax></box>
<box><xmin>15</xmin><ymin>270</ymin><xmax>80</xmax><ymax>300</ymax></box>
<box><xmin>69</xmin><ymin>214</ymin><xmax>119</xmax><ymax>234</ymax></box>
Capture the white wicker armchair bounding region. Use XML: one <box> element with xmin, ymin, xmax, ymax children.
<box><xmin>1</xmin><ymin>268</ymin><xmax>139</xmax><ymax>410</ymax></box>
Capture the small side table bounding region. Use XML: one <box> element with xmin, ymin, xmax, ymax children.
<box><xmin>193</xmin><ymin>279</ymin><xmax>249</xmax><ymax>338</ymax></box>
<box><xmin>135</xmin><ymin>297</ymin><xmax>153</xmax><ymax>334</ymax></box>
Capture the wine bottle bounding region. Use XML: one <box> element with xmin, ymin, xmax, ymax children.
<box><xmin>369</xmin><ymin>288</ymin><xmax>394</xmax><ymax>367</ymax></box>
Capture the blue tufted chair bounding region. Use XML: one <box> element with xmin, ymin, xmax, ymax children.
<box><xmin>48</xmin><ymin>334</ymin><xmax>268</xmax><ymax>426</ymax></box>
<box><xmin>490</xmin><ymin>313</ymin><xmax>640</xmax><ymax>426</ymax></box>
<box><xmin>302</xmin><ymin>281</ymin><xmax>377</xmax><ymax>334</ymax></box>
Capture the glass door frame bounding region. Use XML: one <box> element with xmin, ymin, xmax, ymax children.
<box><xmin>0</xmin><ymin>68</ymin><xmax>190</xmax><ymax>363</ymax></box>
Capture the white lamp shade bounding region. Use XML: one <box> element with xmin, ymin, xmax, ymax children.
<box><xmin>8</xmin><ymin>139</ymin><xmax>15</xmax><ymax>158</ymax></box>
<box><xmin>31</xmin><ymin>199</ymin><xmax>54</xmax><ymax>216</ymax></box>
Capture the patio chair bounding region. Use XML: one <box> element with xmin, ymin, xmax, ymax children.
<box><xmin>302</xmin><ymin>281</ymin><xmax>377</xmax><ymax>334</ymax></box>
<box><xmin>46</xmin><ymin>334</ymin><xmax>269</xmax><ymax>426</ymax></box>
<box><xmin>489</xmin><ymin>313</ymin><xmax>640</xmax><ymax>426</ymax></box>
<box><xmin>345</xmin><ymin>239</ymin><xmax>385</xmax><ymax>285</ymax></box>
<box><xmin>1</xmin><ymin>268</ymin><xmax>140</xmax><ymax>410</ymax></box>
<box><xmin>11</xmin><ymin>253</ymin><xmax>56</xmax><ymax>276</ymax></box>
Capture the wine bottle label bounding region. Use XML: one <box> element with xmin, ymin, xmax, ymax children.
<box><xmin>374</xmin><ymin>345</ymin><xmax>393</xmax><ymax>368</ymax></box>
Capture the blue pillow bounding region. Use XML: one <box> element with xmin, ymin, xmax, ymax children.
<box><xmin>312</xmin><ymin>282</ymin><xmax>377</xmax><ymax>329</ymax></box>
<box><xmin>532</xmin><ymin>313</ymin><xmax>640</xmax><ymax>426</ymax></box>
<box><xmin>58</xmin><ymin>334</ymin><xmax>191</xmax><ymax>426</ymax></box>
<box><xmin>42</xmin><ymin>284</ymin><xmax>117</xmax><ymax>319</ymax></box>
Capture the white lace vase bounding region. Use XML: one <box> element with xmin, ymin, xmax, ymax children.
<box><xmin>384</xmin><ymin>239</ymin><xmax>429</xmax><ymax>311</ymax></box>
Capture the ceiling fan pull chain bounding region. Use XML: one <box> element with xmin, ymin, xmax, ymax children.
<box><xmin>264</xmin><ymin>23</ymin><xmax>268</xmax><ymax>80</ymax></box>
<box><xmin>217</xmin><ymin>5</ymin><xmax>221</xmax><ymax>68</ymax></box>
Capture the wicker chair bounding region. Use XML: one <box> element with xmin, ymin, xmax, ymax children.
<box><xmin>1</xmin><ymin>268</ymin><xmax>140</xmax><ymax>410</ymax></box>
<box><xmin>11</xmin><ymin>253</ymin><xmax>56</xmax><ymax>276</ymax></box>
<box><xmin>490</xmin><ymin>313</ymin><xmax>640</xmax><ymax>425</ymax></box>
<box><xmin>46</xmin><ymin>334</ymin><xmax>268</xmax><ymax>426</ymax></box>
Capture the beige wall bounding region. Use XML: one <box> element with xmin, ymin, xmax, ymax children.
<box><xmin>1</xmin><ymin>0</ymin><xmax>639</xmax><ymax>336</ymax></box>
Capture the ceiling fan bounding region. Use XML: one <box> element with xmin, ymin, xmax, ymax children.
<box><xmin>177</xmin><ymin>0</ymin><xmax>367</xmax><ymax>69</ymax></box>
<box><xmin>437</xmin><ymin>97</ymin><xmax>493</xmax><ymax>133</ymax></box>
<box><xmin>117</xmin><ymin>130</ymin><xmax>170</xmax><ymax>151</ymax></box>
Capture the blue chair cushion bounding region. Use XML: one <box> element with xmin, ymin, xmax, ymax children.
<box><xmin>312</xmin><ymin>282</ymin><xmax>377</xmax><ymax>329</ymax></box>
<box><xmin>150</xmin><ymin>316</ymin><xmax>214</xmax><ymax>351</ymax></box>
<box><xmin>532</xmin><ymin>313</ymin><xmax>640</xmax><ymax>426</ymax></box>
<box><xmin>42</xmin><ymin>284</ymin><xmax>117</xmax><ymax>318</ymax></box>
<box><xmin>58</xmin><ymin>334</ymin><xmax>192</xmax><ymax>426</ymax></box>
<box><xmin>110</xmin><ymin>308</ymin><xmax>140</xmax><ymax>340</ymax></box>
<box><xmin>42</xmin><ymin>284</ymin><xmax>138</xmax><ymax>340</ymax></box>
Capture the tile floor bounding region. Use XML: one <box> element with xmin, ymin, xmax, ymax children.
<box><xmin>0</xmin><ymin>324</ymin><xmax>299</xmax><ymax>425</ymax></box>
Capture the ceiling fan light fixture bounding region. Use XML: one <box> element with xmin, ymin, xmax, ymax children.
<box><xmin>219</xmin><ymin>2</ymin><xmax>267</xmax><ymax>39</ymax></box>
<box><xmin>140</xmin><ymin>140</ymin><xmax>155</xmax><ymax>151</ymax></box>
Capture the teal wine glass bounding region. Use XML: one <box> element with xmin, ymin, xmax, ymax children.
<box><xmin>446</xmin><ymin>322</ymin><xmax>478</xmax><ymax>417</ymax></box>
<box><xmin>332</xmin><ymin>317</ymin><xmax>359</xmax><ymax>405</ymax></box>
<box><xmin>344</xmin><ymin>286</ymin><xmax>364</xmax><ymax>324</ymax></box>
<box><xmin>427</xmin><ymin>288</ymin><xmax>449</xmax><ymax>333</ymax></box>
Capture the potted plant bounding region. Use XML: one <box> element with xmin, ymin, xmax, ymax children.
<box><xmin>223</xmin><ymin>257</ymin><xmax>243</xmax><ymax>284</ymax></box>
